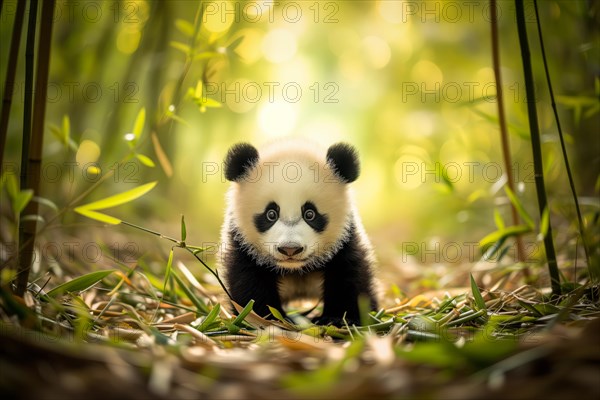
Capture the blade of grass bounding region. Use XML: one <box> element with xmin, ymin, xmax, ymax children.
<box><xmin>533</xmin><ymin>0</ymin><xmax>591</xmax><ymax>271</ymax></box>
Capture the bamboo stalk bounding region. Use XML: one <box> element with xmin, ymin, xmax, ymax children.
<box><xmin>515</xmin><ymin>0</ymin><xmax>561</xmax><ymax>296</ymax></box>
<box><xmin>0</xmin><ymin>0</ymin><xmax>26</xmax><ymax>163</ymax></box>
<box><xmin>15</xmin><ymin>0</ymin><xmax>38</xmax><ymax>295</ymax></box>
<box><xmin>533</xmin><ymin>0</ymin><xmax>591</xmax><ymax>273</ymax></box>
<box><xmin>489</xmin><ymin>0</ymin><xmax>530</xmax><ymax>280</ymax></box>
<box><xmin>16</xmin><ymin>0</ymin><xmax>56</xmax><ymax>297</ymax></box>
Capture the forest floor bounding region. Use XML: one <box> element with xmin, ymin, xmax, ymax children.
<box><xmin>1</xmin><ymin>234</ymin><xmax>599</xmax><ymax>400</ymax></box>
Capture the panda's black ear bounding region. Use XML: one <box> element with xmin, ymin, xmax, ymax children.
<box><xmin>326</xmin><ymin>143</ymin><xmax>360</xmax><ymax>183</ymax></box>
<box><xmin>224</xmin><ymin>143</ymin><xmax>259</xmax><ymax>182</ymax></box>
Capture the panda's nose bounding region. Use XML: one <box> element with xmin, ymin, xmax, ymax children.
<box><xmin>277</xmin><ymin>246</ymin><xmax>304</xmax><ymax>257</ymax></box>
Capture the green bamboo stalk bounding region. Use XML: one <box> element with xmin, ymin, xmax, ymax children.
<box><xmin>490</xmin><ymin>0</ymin><xmax>530</xmax><ymax>279</ymax></box>
<box><xmin>16</xmin><ymin>0</ymin><xmax>55</xmax><ymax>297</ymax></box>
<box><xmin>0</xmin><ymin>0</ymin><xmax>26</xmax><ymax>163</ymax></box>
<box><xmin>515</xmin><ymin>0</ymin><xmax>561</xmax><ymax>296</ymax></box>
<box><xmin>533</xmin><ymin>0</ymin><xmax>591</xmax><ymax>273</ymax></box>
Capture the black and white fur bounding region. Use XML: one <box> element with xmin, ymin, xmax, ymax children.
<box><xmin>220</xmin><ymin>139</ymin><xmax>378</xmax><ymax>325</ymax></box>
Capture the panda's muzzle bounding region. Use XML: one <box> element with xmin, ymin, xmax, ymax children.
<box><xmin>277</xmin><ymin>245</ymin><xmax>304</xmax><ymax>257</ymax></box>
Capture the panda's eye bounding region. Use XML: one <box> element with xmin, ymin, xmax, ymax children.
<box><xmin>266</xmin><ymin>209</ymin><xmax>279</xmax><ymax>222</ymax></box>
<box><xmin>303</xmin><ymin>209</ymin><xmax>316</xmax><ymax>221</ymax></box>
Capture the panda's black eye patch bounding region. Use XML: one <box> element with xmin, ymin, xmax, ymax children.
<box><xmin>254</xmin><ymin>202</ymin><xmax>279</xmax><ymax>233</ymax></box>
<box><xmin>302</xmin><ymin>202</ymin><xmax>328</xmax><ymax>232</ymax></box>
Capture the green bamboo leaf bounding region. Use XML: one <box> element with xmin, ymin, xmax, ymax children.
<box><xmin>181</xmin><ymin>215</ymin><xmax>187</xmax><ymax>242</ymax></box>
<box><xmin>5</xmin><ymin>173</ymin><xmax>18</xmax><ymax>199</ymax></box>
<box><xmin>197</xmin><ymin>303</ymin><xmax>221</xmax><ymax>332</ymax></box>
<box><xmin>192</xmin><ymin>51</ymin><xmax>220</xmax><ymax>61</ymax></box>
<box><xmin>493</xmin><ymin>209</ymin><xmax>505</xmax><ymax>230</ymax></box>
<box><xmin>199</xmin><ymin>97</ymin><xmax>222</xmax><ymax>108</ymax></box>
<box><xmin>132</xmin><ymin>107</ymin><xmax>146</xmax><ymax>140</ymax></box>
<box><xmin>135</xmin><ymin>153</ymin><xmax>155</xmax><ymax>168</ymax></box>
<box><xmin>482</xmin><ymin>233</ymin><xmax>507</xmax><ymax>261</ymax></box>
<box><xmin>75</xmin><ymin>181</ymin><xmax>157</xmax><ymax>211</ymax></box>
<box><xmin>470</xmin><ymin>274</ymin><xmax>487</xmax><ymax>312</ymax></box>
<box><xmin>164</xmin><ymin>248</ymin><xmax>174</xmax><ymax>293</ymax></box>
<box><xmin>479</xmin><ymin>225</ymin><xmax>531</xmax><ymax>248</ymax></box>
<box><xmin>13</xmin><ymin>190</ymin><xmax>33</xmax><ymax>215</ymax></box>
<box><xmin>504</xmin><ymin>186</ymin><xmax>534</xmax><ymax>228</ymax></box>
<box><xmin>232</xmin><ymin>299</ymin><xmax>255</xmax><ymax>326</ymax></box>
<box><xmin>47</xmin><ymin>270</ymin><xmax>116</xmax><ymax>297</ymax></box>
<box><xmin>171</xmin><ymin>270</ymin><xmax>208</xmax><ymax>314</ymax></box>
<box><xmin>62</xmin><ymin>115</ymin><xmax>70</xmax><ymax>145</ymax></box>
<box><xmin>268</xmin><ymin>306</ymin><xmax>287</xmax><ymax>323</ymax></box>
<box><xmin>187</xmin><ymin>245</ymin><xmax>205</xmax><ymax>254</ymax></box>
<box><xmin>170</xmin><ymin>41</ymin><xmax>191</xmax><ymax>55</ymax></box>
<box><xmin>175</xmin><ymin>19</ymin><xmax>194</xmax><ymax>37</ymax></box>
<box><xmin>73</xmin><ymin>208</ymin><xmax>122</xmax><ymax>225</ymax></box>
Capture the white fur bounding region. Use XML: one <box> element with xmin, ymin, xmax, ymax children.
<box><xmin>221</xmin><ymin>139</ymin><xmax>358</xmax><ymax>272</ymax></box>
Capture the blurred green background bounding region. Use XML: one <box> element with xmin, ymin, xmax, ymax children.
<box><xmin>1</xmin><ymin>0</ymin><xmax>598</xmax><ymax>291</ymax></box>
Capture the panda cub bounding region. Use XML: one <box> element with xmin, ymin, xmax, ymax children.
<box><xmin>220</xmin><ymin>139</ymin><xmax>378</xmax><ymax>325</ymax></box>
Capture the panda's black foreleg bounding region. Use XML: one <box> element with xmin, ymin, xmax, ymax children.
<box><xmin>227</xmin><ymin>266</ymin><xmax>285</xmax><ymax>319</ymax></box>
<box><xmin>314</xmin><ymin>233</ymin><xmax>378</xmax><ymax>327</ymax></box>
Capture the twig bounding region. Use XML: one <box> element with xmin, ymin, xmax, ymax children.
<box><xmin>120</xmin><ymin>219</ymin><xmax>233</xmax><ymax>300</ymax></box>
<box><xmin>490</xmin><ymin>0</ymin><xmax>530</xmax><ymax>280</ymax></box>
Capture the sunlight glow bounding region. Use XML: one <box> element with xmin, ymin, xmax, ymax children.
<box><xmin>262</xmin><ymin>29</ymin><xmax>297</xmax><ymax>63</ymax></box>
<box><xmin>362</xmin><ymin>36</ymin><xmax>391</xmax><ymax>69</ymax></box>
<box><xmin>203</xmin><ymin>1</ymin><xmax>235</xmax><ymax>33</ymax></box>
<box><xmin>258</xmin><ymin>102</ymin><xmax>298</xmax><ymax>138</ymax></box>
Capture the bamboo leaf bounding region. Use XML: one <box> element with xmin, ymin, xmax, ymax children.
<box><xmin>171</xmin><ymin>269</ymin><xmax>208</xmax><ymax>314</ymax></box>
<box><xmin>470</xmin><ymin>274</ymin><xmax>487</xmax><ymax>312</ymax></box>
<box><xmin>62</xmin><ymin>114</ymin><xmax>70</xmax><ymax>145</ymax></box>
<box><xmin>504</xmin><ymin>186</ymin><xmax>534</xmax><ymax>228</ymax></box>
<box><xmin>197</xmin><ymin>303</ymin><xmax>221</xmax><ymax>332</ymax></box>
<box><xmin>170</xmin><ymin>41</ymin><xmax>191</xmax><ymax>55</ymax></box>
<box><xmin>493</xmin><ymin>209</ymin><xmax>505</xmax><ymax>230</ymax></box>
<box><xmin>192</xmin><ymin>51</ymin><xmax>220</xmax><ymax>61</ymax></box>
<box><xmin>232</xmin><ymin>299</ymin><xmax>255</xmax><ymax>326</ymax></box>
<box><xmin>135</xmin><ymin>153</ymin><xmax>155</xmax><ymax>168</ymax></box>
<box><xmin>132</xmin><ymin>107</ymin><xmax>146</xmax><ymax>140</ymax></box>
<box><xmin>181</xmin><ymin>215</ymin><xmax>187</xmax><ymax>242</ymax></box>
<box><xmin>199</xmin><ymin>97</ymin><xmax>222</xmax><ymax>108</ymax></box>
<box><xmin>75</xmin><ymin>181</ymin><xmax>157</xmax><ymax>211</ymax></box>
<box><xmin>12</xmin><ymin>189</ymin><xmax>33</xmax><ymax>215</ymax></box>
<box><xmin>268</xmin><ymin>306</ymin><xmax>287</xmax><ymax>323</ymax></box>
<box><xmin>164</xmin><ymin>248</ymin><xmax>174</xmax><ymax>294</ymax></box>
<box><xmin>479</xmin><ymin>225</ymin><xmax>531</xmax><ymax>248</ymax></box>
<box><xmin>194</xmin><ymin>80</ymin><xmax>203</xmax><ymax>98</ymax></box>
<box><xmin>73</xmin><ymin>208</ymin><xmax>122</xmax><ymax>225</ymax></box>
<box><xmin>175</xmin><ymin>19</ymin><xmax>194</xmax><ymax>37</ymax></box>
<box><xmin>47</xmin><ymin>270</ymin><xmax>116</xmax><ymax>297</ymax></box>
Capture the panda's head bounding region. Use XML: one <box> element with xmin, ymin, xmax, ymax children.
<box><xmin>224</xmin><ymin>139</ymin><xmax>360</xmax><ymax>271</ymax></box>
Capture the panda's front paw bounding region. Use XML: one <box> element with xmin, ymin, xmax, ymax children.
<box><xmin>312</xmin><ymin>315</ymin><xmax>360</xmax><ymax>327</ymax></box>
